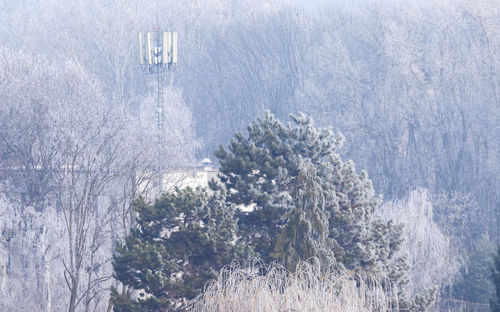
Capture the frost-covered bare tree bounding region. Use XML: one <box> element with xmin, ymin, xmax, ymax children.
<box><xmin>295</xmin><ymin>0</ymin><xmax>499</xmax><ymax>243</ymax></box>
<box><xmin>52</xmin><ymin>75</ymin><xmax>125</xmax><ymax>312</ymax></box>
<box><xmin>0</xmin><ymin>45</ymin><xmax>197</xmax><ymax>311</ymax></box>
<box><xmin>0</xmin><ymin>48</ymin><xmax>63</xmax><ymax>206</ymax></box>
<box><xmin>0</xmin><ymin>192</ymin><xmax>66</xmax><ymax>312</ymax></box>
<box><xmin>112</xmin><ymin>86</ymin><xmax>198</xmax><ymax>240</ymax></box>
<box><xmin>0</xmin><ymin>47</ymin><xmax>125</xmax><ymax>311</ymax></box>
<box><xmin>377</xmin><ymin>188</ymin><xmax>462</xmax><ymax>310</ymax></box>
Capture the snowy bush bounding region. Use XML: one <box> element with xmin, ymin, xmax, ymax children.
<box><xmin>189</xmin><ymin>260</ymin><xmax>398</xmax><ymax>312</ymax></box>
<box><xmin>377</xmin><ymin>188</ymin><xmax>462</xmax><ymax>309</ymax></box>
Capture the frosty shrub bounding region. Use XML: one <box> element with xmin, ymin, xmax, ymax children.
<box><xmin>377</xmin><ymin>188</ymin><xmax>462</xmax><ymax>309</ymax></box>
<box><xmin>0</xmin><ymin>192</ymin><xmax>67</xmax><ymax>312</ymax></box>
<box><xmin>189</xmin><ymin>260</ymin><xmax>398</xmax><ymax>312</ymax></box>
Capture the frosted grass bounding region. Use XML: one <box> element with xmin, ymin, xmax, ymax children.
<box><xmin>189</xmin><ymin>260</ymin><xmax>398</xmax><ymax>312</ymax></box>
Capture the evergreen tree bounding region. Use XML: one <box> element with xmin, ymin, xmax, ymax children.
<box><xmin>452</xmin><ymin>235</ymin><xmax>495</xmax><ymax>304</ymax></box>
<box><xmin>111</xmin><ymin>188</ymin><xmax>250</xmax><ymax>312</ymax></box>
<box><xmin>214</xmin><ymin>111</ymin><xmax>405</xmax><ymax>278</ymax></box>
<box><xmin>271</xmin><ymin>157</ymin><xmax>335</xmax><ymax>272</ymax></box>
<box><xmin>491</xmin><ymin>244</ymin><xmax>500</xmax><ymax>312</ymax></box>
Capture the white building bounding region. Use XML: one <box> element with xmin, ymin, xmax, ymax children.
<box><xmin>161</xmin><ymin>158</ymin><xmax>219</xmax><ymax>192</ymax></box>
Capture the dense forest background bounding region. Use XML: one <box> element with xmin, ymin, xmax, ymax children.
<box><xmin>0</xmin><ymin>0</ymin><xmax>498</xmax><ymax>311</ymax></box>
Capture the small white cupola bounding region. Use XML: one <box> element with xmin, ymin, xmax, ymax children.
<box><xmin>201</xmin><ymin>158</ymin><xmax>212</xmax><ymax>170</ymax></box>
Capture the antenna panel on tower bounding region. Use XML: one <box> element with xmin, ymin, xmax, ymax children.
<box><xmin>163</xmin><ymin>32</ymin><xmax>171</xmax><ymax>65</ymax></box>
<box><xmin>172</xmin><ymin>32</ymin><xmax>178</xmax><ymax>64</ymax></box>
<box><xmin>138</xmin><ymin>33</ymin><xmax>144</xmax><ymax>65</ymax></box>
<box><xmin>146</xmin><ymin>32</ymin><xmax>152</xmax><ymax>65</ymax></box>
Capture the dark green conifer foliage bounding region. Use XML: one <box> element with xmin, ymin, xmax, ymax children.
<box><xmin>214</xmin><ymin>112</ymin><xmax>405</xmax><ymax>278</ymax></box>
<box><xmin>271</xmin><ymin>157</ymin><xmax>336</xmax><ymax>272</ymax></box>
<box><xmin>491</xmin><ymin>245</ymin><xmax>500</xmax><ymax>312</ymax></box>
<box><xmin>111</xmin><ymin>188</ymin><xmax>250</xmax><ymax>312</ymax></box>
<box><xmin>452</xmin><ymin>236</ymin><xmax>495</xmax><ymax>304</ymax></box>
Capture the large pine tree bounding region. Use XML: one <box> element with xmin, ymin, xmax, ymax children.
<box><xmin>111</xmin><ymin>188</ymin><xmax>250</xmax><ymax>312</ymax></box>
<box><xmin>215</xmin><ymin>112</ymin><xmax>404</xmax><ymax>272</ymax></box>
<box><xmin>214</xmin><ymin>112</ymin><xmax>415</xmax><ymax>304</ymax></box>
